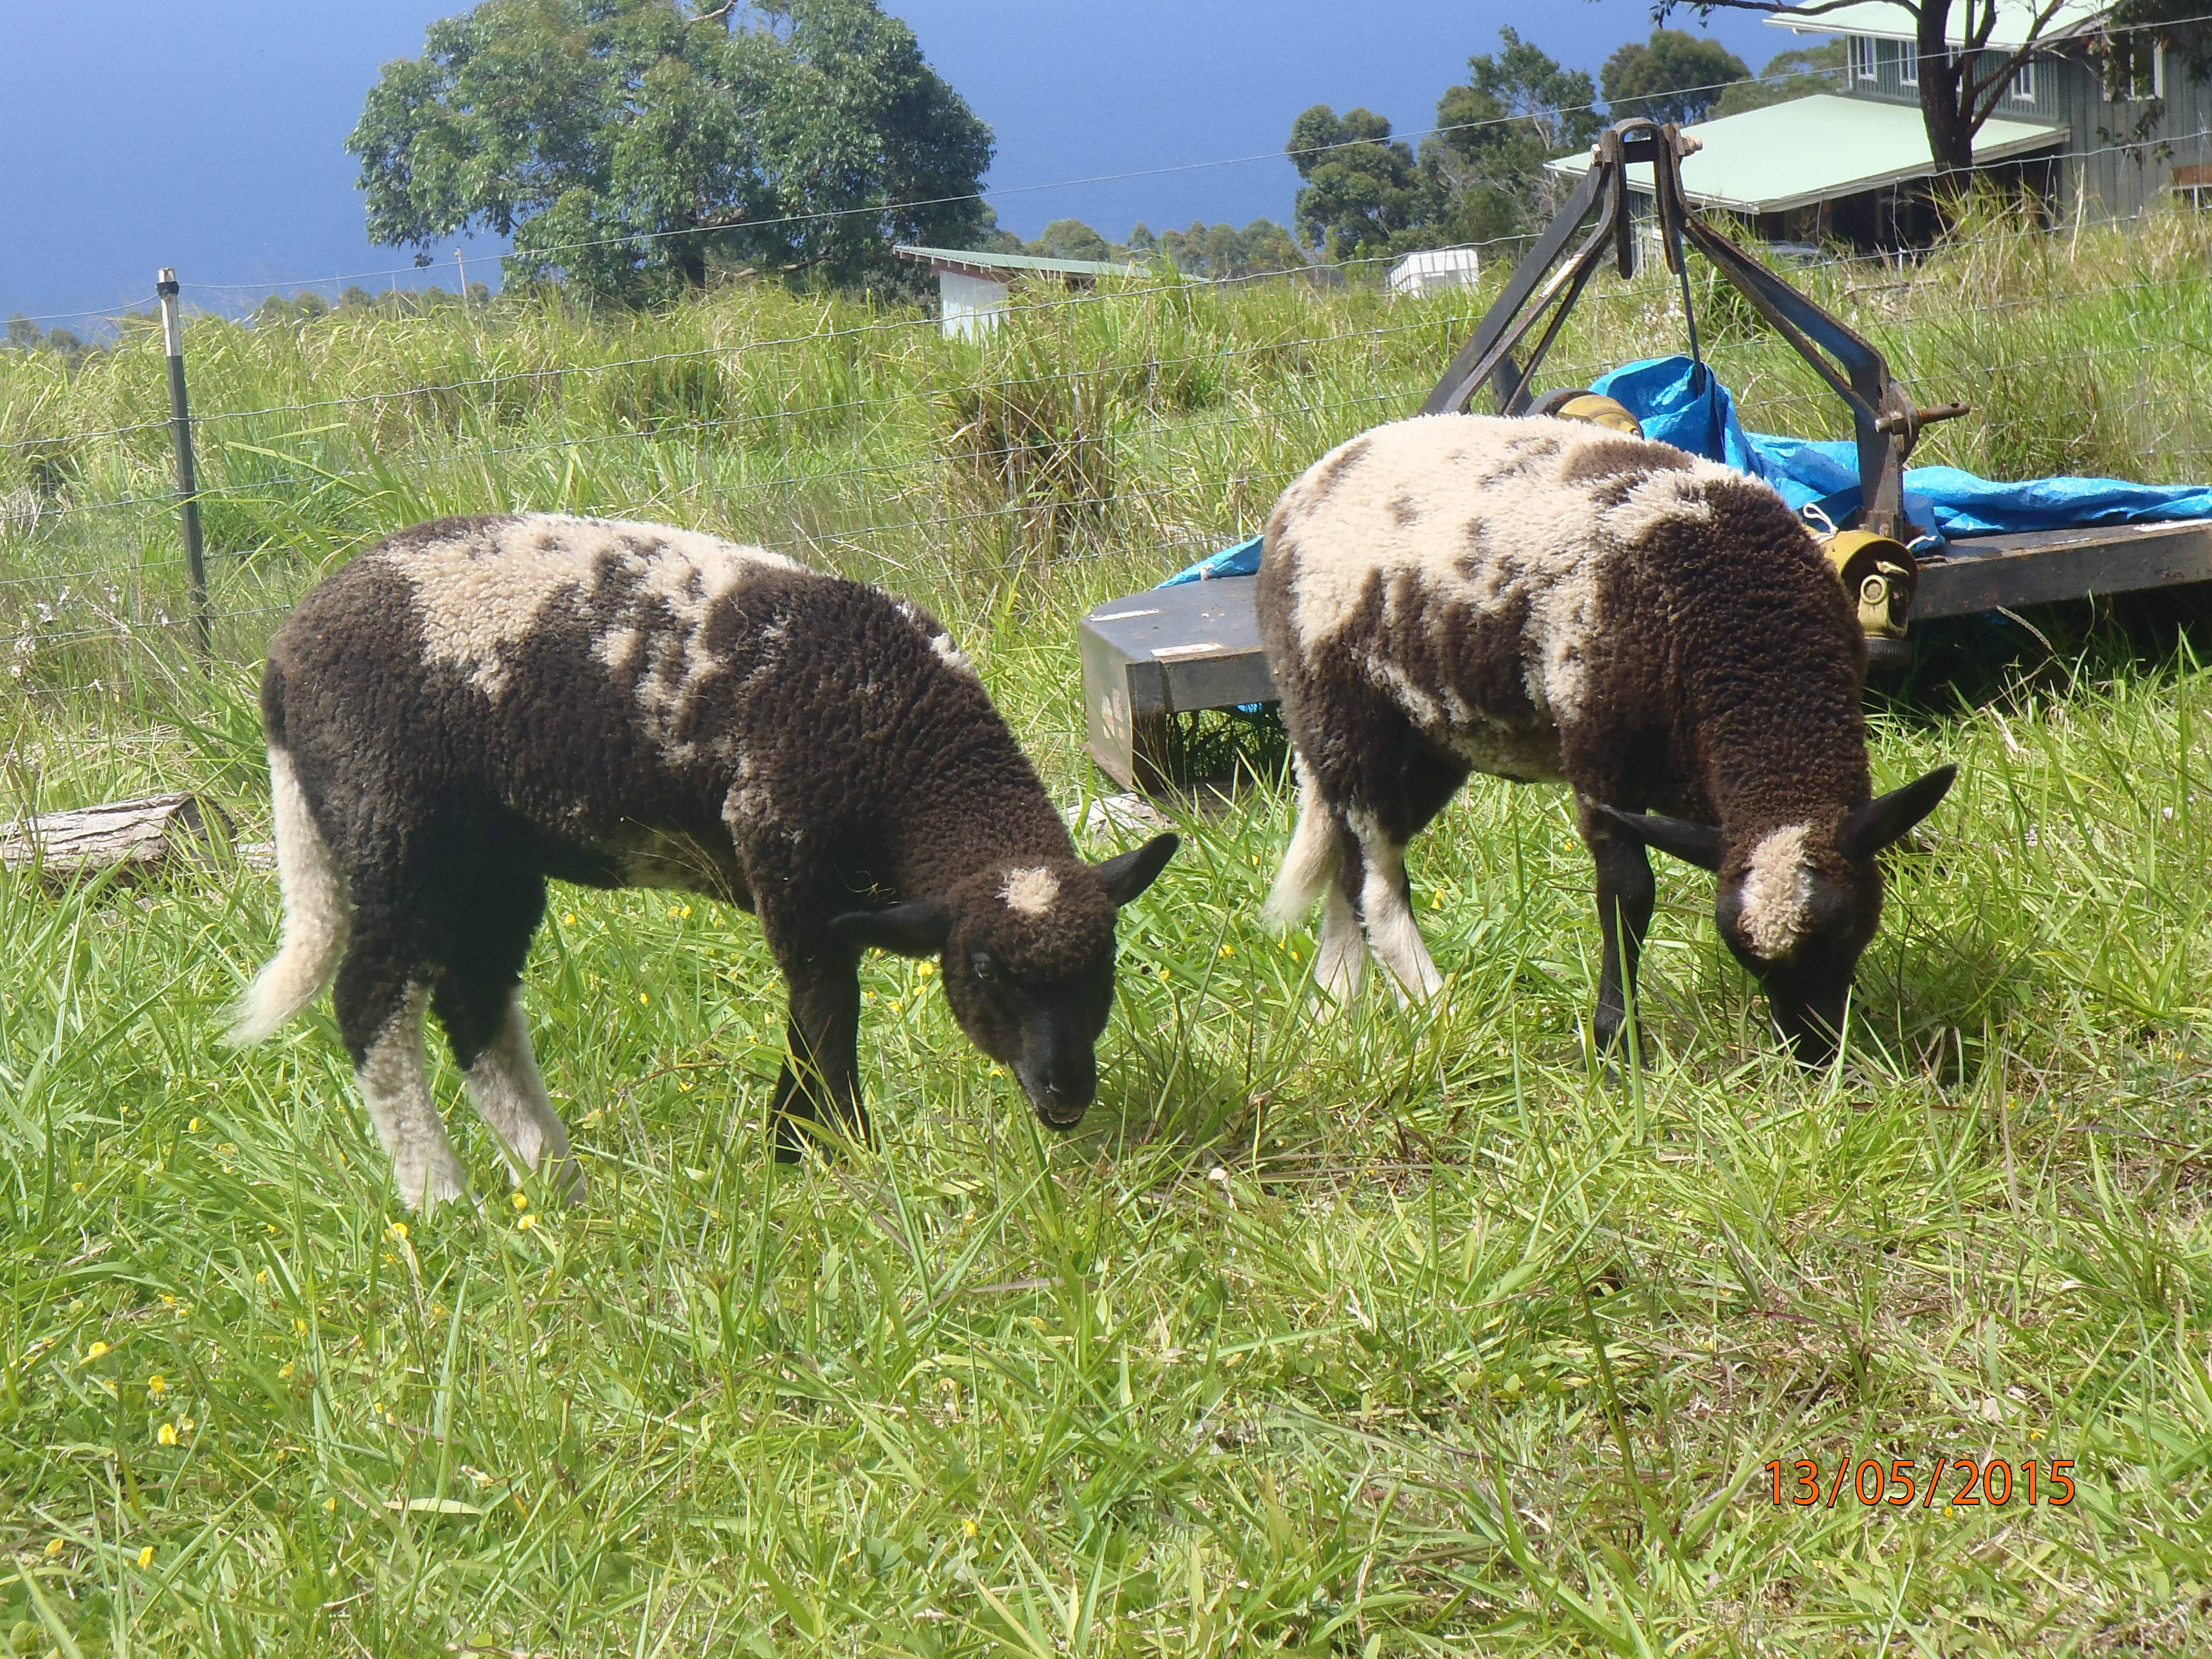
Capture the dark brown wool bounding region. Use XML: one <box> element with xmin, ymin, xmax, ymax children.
<box><xmin>1256</xmin><ymin>414</ymin><xmax>1952</xmax><ymax>1061</ymax></box>
<box><xmin>227</xmin><ymin>514</ymin><xmax>1175</xmax><ymax>1211</ymax></box>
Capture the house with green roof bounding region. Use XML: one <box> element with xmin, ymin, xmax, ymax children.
<box><xmin>1550</xmin><ymin>3</ymin><xmax>2204</xmax><ymax>249</ymax></box>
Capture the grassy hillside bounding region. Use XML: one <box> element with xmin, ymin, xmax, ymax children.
<box><xmin>3</xmin><ymin>210</ymin><xmax>2211</xmax><ymax>1655</ymax></box>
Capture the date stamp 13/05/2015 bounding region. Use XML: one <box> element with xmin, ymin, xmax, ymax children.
<box><xmin>1765</xmin><ymin>1456</ymin><xmax>2076</xmax><ymax>1510</ymax></box>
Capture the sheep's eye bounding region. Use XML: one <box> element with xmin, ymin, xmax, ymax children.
<box><xmin>970</xmin><ymin>951</ymin><xmax>996</xmax><ymax>982</ymax></box>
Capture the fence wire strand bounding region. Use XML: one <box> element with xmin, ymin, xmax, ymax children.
<box><xmin>17</xmin><ymin>115</ymin><xmax>2212</xmax><ymax>705</ymax></box>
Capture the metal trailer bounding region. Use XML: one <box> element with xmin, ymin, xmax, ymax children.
<box><xmin>1079</xmin><ymin>119</ymin><xmax>2212</xmax><ymax>795</ymax></box>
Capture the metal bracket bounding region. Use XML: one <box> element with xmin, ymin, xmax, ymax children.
<box><xmin>1420</xmin><ymin>118</ymin><xmax>1967</xmax><ymax>545</ymax></box>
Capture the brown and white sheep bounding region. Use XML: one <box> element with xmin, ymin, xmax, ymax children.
<box><xmin>1255</xmin><ymin>414</ymin><xmax>1953</xmax><ymax>1061</ymax></box>
<box><xmin>227</xmin><ymin>513</ymin><xmax>1177</xmax><ymax>1211</ymax></box>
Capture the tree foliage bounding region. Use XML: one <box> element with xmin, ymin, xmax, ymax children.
<box><xmin>1286</xmin><ymin>106</ymin><xmax>1424</xmax><ymax>263</ymax></box>
<box><xmin>1601</xmin><ymin>29</ymin><xmax>1750</xmax><ymax>126</ymax></box>
<box><xmin>347</xmin><ymin>0</ymin><xmax>993</xmax><ymax>303</ymax></box>
<box><xmin>1713</xmin><ymin>42</ymin><xmax>1846</xmax><ymax>117</ymax></box>
<box><xmin>1285</xmin><ymin>29</ymin><xmax>1605</xmax><ymax>265</ymax></box>
<box><xmin>1124</xmin><ymin>219</ymin><xmax>1306</xmax><ymax>279</ymax></box>
<box><xmin>1415</xmin><ymin>29</ymin><xmax>1603</xmax><ymax>249</ymax></box>
<box><xmin>4</xmin><ymin>315</ymin><xmax>103</xmax><ymax>362</ymax></box>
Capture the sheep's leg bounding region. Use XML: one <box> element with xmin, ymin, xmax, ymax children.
<box><xmin>460</xmin><ymin>993</ymin><xmax>582</xmax><ymax>1200</ymax></box>
<box><xmin>1312</xmin><ymin>817</ymin><xmax>1369</xmax><ymax>1009</ymax></box>
<box><xmin>1585</xmin><ymin>821</ymin><xmax>1656</xmax><ymax>1053</ymax></box>
<box><xmin>335</xmin><ymin>954</ymin><xmax>468</xmax><ymax>1214</ymax></box>
<box><xmin>428</xmin><ymin>868</ymin><xmax>582</xmax><ymax>1201</ymax></box>
<box><xmin>768</xmin><ymin>947</ymin><xmax>870</xmax><ymax>1163</ymax></box>
<box><xmin>1348</xmin><ymin>808</ymin><xmax>1445</xmax><ymax>1003</ymax></box>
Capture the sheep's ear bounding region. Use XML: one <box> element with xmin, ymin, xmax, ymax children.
<box><xmin>1836</xmin><ymin>765</ymin><xmax>1957</xmax><ymax>860</ymax></box>
<box><xmin>1594</xmin><ymin>805</ymin><xmax>1723</xmax><ymax>872</ymax></box>
<box><xmin>1096</xmin><ymin>832</ymin><xmax>1180</xmax><ymax>907</ymax></box>
<box><xmin>829</xmin><ymin>900</ymin><xmax>953</xmax><ymax>958</ymax></box>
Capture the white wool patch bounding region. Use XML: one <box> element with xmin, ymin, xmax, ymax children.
<box><xmin>462</xmin><ymin>990</ymin><xmax>583</xmax><ymax>1201</ymax></box>
<box><xmin>1312</xmin><ymin>884</ymin><xmax>1367</xmax><ymax>1007</ymax></box>
<box><xmin>1738</xmin><ymin>822</ymin><xmax>1816</xmax><ymax>959</ymax></box>
<box><xmin>1275</xmin><ymin>415</ymin><xmax>1750</xmax><ymax>737</ymax></box>
<box><xmin>384</xmin><ymin>514</ymin><xmax>796</xmax><ymax>755</ymax></box>
<box><xmin>1349</xmin><ymin>809</ymin><xmax>1444</xmax><ymax>1002</ymax></box>
<box><xmin>357</xmin><ymin>984</ymin><xmax>469</xmax><ymax>1214</ymax></box>
<box><xmin>1262</xmin><ymin>761</ymin><xmax>1339</xmax><ymax>930</ymax></box>
<box><xmin>932</xmin><ymin>631</ymin><xmax>977</xmax><ymax>677</ymax></box>
<box><xmin>225</xmin><ymin>746</ymin><xmax>349</xmax><ymax>1045</ymax></box>
<box><xmin>1000</xmin><ymin>865</ymin><xmax>1060</xmax><ymax>917</ymax></box>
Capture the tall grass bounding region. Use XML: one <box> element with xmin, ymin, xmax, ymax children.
<box><xmin>4</xmin><ymin>214</ymin><xmax>2212</xmax><ymax>1654</ymax></box>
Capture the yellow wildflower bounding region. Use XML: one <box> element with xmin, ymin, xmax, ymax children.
<box><xmin>387</xmin><ymin>1221</ymin><xmax>408</xmax><ymax>1242</ymax></box>
<box><xmin>157</xmin><ymin>1423</ymin><xmax>178</xmax><ymax>1446</ymax></box>
<box><xmin>85</xmin><ymin>1341</ymin><xmax>110</xmax><ymax>1362</ymax></box>
<box><xmin>44</xmin><ymin>1538</ymin><xmax>64</xmax><ymax>1558</ymax></box>
<box><xmin>148</xmin><ymin>1374</ymin><xmax>166</xmax><ymax>1394</ymax></box>
<box><xmin>511</xmin><ymin>1192</ymin><xmax>529</xmax><ymax>1212</ymax></box>
<box><xmin>137</xmin><ymin>1546</ymin><xmax>154</xmax><ymax>1568</ymax></box>
<box><xmin>517</xmin><ymin>1213</ymin><xmax>537</xmax><ymax>1232</ymax></box>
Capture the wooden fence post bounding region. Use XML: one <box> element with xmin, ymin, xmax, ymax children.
<box><xmin>156</xmin><ymin>268</ymin><xmax>210</xmax><ymax>665</ymax></box>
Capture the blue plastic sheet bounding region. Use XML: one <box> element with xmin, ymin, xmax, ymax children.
<box><xmin>1156</xmin><ymin>354</ymin><xmax>2212</xmax><ymax>587</ymax></box>
<box><xmin>1591</xmin><ymin>354</ymin><xmax>2212</xmax><ymax>540</ymax></box>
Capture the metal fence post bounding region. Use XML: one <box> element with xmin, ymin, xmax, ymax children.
<box><xmin>156</xmin><ymin>268</ymin><xmax>210</xmax><ymax>665</ymax></box>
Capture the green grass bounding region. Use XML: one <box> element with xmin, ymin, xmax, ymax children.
<box><xmin>5</xmin><ymin>212</ymin><xmax>2212</xmax><ymax>1653</ymax></box>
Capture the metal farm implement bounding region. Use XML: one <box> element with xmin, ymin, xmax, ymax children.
<box><xmin>1079</xmin><ymin>118</ymin><xmax>2212</xmax><ymax>795</ymax></box>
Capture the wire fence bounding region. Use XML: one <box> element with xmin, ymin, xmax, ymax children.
<box><xmin>11</xmin><ymin>121</ymin><xmax>2212</xmax><ymax>722</ymax></box>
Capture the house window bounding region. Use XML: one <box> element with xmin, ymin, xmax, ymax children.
<box><xmin>1899</xmin><ymin>43</ymin><xmax>1919</xmax><ymax>88</ymax></box>
<box><xmin>2110</xmin><ymin>39</ymin><xmax>2166</xmax><ymax>101</ymax></box>
<box><xmin>1849</xmin><ymin>36</ymin><xmax>1878</xmax><ymax>83</ymax></box>
<box><xmin>2009</xmin><ymin>57</ymin><xmax>2037</xmax><ymax>104</ymax></box>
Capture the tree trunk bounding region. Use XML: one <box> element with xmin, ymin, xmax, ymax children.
<box><xmin>1918</xmin><ymin>1</ymin><xmax>1979</xmax><ymax>189</ymax></box>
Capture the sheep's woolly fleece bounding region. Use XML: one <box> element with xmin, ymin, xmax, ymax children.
<box><xmin>1257</xmin><ymin>412</ymin><xmax>1869</xmax><ymax>837</ymax></box>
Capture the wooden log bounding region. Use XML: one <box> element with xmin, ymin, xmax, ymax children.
<box><xmin>1</xmin><ymin>793</ymin><xmax>238</xmax><ymax>890</ymax></box>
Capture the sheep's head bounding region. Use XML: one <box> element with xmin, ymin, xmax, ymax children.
<box><xmin>1599</xmin><ymin>767</ymin><xmax>1954</xmax><ymax>1062</ymax></box>
<box><xmin>828</xmin><ymin>834</ymin><xmax>1180</xmax><ymax>1129</ymax></box>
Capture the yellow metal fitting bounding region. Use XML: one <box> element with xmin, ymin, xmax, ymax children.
<box><xmin>1551</xmin><ymin>393</ymin><xmax>1645</xmax><ymax>437</ymax></box>
<box><xmin>1819</xmin><ymin>528</ymin><xmax>1918</xmax><ymax>642</ymax></box>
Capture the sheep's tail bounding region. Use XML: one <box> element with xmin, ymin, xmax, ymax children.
<box><xmin>225</xmin><ymin>746</ymin><xmax>348</xmax><ymax>1045</ymax></box>
<box><xmin>1262</xmin><ymin>759</ymin><xmax>1340</xmax><ymax>930</ymax></box>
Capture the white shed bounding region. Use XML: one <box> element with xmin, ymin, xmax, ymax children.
<box><xmin>895</xmin><ymin>245</ymin><xmax>1145</xmax><ymax>339</ymax></box>
<box><xmin>1388</xmin><ymin>247</ymin><xmax>1483</xmax><ymax>299</ymax></box>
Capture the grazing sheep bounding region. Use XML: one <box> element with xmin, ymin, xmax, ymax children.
<box><xmin>1255</xmin><ymin>414</ymin><xmax>1954</xmax><ymax>1061</ymax></box>
<box><xmin>227</xmin><ymin>513</ymin><xmax>1177</xmax><ymax>1211</ymax></box>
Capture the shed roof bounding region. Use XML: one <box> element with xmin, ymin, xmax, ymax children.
<box><xmin>892</xmin><ymin>245</ymin><xmax>1144</xmax><ymax>282</ymax></box>
<box><xmin>1766</xmin><ymin>1</ymin><xmax>2108</xmax><ymax>48</ymax></box>
<box><xmin>1546</xmin><ymin>94</ymin><xmax>2068</xmax><ymax>216</ymax></box>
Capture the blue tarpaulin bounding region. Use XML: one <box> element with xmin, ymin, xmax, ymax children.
<box><xmin>1158</xmin><ymin>354</ymin><xmax>2212</xmax><ymax>586</ymax></box>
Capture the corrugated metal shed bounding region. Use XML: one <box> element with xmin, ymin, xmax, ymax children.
<box><xmin>893</xmin><ymin>244</ymin><xmax>1146</xmax><ymax>339</ymax></box>
<box><xmin>1547</xmin><ymin>94</ymin><xmax>2067</xmax><ymax>215</ymax></box>
<box><xmin>1766</xmin><ymin>0</ymin><xmax>2108</xmax><ymax>48</ymax></box>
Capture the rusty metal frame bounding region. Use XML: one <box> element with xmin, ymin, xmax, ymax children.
<box><xmin>1421</xmin><ymin>118</ymin><xmax>1964</xmax><ymax>543</ymax></box>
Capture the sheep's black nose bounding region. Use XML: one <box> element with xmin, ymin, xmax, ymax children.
<box><xmin>1033</xmin><ymin>1080</ymin><xmax>1093</xmax><ymax>1129</ymax></box>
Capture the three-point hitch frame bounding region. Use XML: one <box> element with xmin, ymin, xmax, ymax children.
<box><xmin>1419</xmin><ymin>117</ymin><xmax>1970</xmax><ymax>658</ymax></box>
